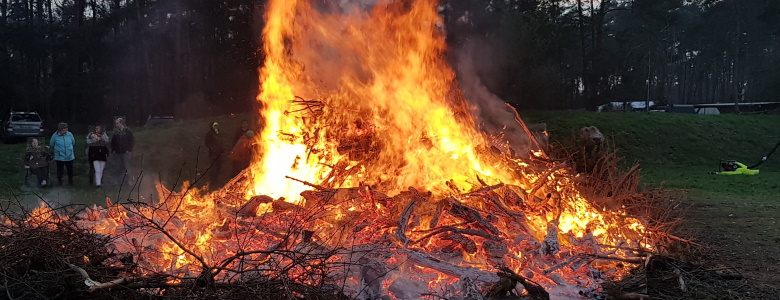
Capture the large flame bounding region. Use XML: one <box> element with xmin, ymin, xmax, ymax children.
<box><xmin>27</xmin><ymin>0</ymin><xmax>656</xmax><ymax>298</ymax></box>
<box><xmin>251</xmin><ymin>0</ymin><xmax>523</xmax><ymax>202</ymax></box>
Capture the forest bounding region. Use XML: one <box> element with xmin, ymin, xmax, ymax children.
<box><xmin>1</xmin><ymin>0</ymin><xmax>779</xmax><ymax>125</ymax></box>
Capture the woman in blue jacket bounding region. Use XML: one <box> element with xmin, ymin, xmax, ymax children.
<box><xmin>50</xmin><ymin>122</ymin><xmax>76</xmax><ymax>185</ymax></box>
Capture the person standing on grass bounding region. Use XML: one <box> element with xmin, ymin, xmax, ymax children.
<box><xmin>233</xmin><ymin>120</ymin><xmax>251</xmax><ymax>145</ymax></box>
<box><xmin>87</xmin><ymin>125</ymin><xmax>110</xmax><ymax>187</ymax></box>
<box><xmin>50</xmin><ymin>122</ymin><xmax>75</xmax><ymax>186</ymax></box>
<box><xmin>110</xmin><ymin>117</ymin><xmax>135</xmax><ymax>182</ymax></box>
<box><xmin>205</xmin><ymin>122</ymin><xmax>225</xmax><ymax>185</ymax></box>
<box><xmin>229</xmin><ymin>130</ymin><xmax>255</xmax><ymax>176</ymax></box>
<box><xmin>24</xmin><ymin>138</ymin><xmax>52</xmax><ymax>187</ymax></box>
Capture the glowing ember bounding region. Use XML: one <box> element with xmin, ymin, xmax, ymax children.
<box><xmin>25</xmin><ymin>0</ymin><xmax>659</xmax><ymax>298</ymax></box>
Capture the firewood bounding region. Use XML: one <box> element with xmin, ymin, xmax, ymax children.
<box><xmin>285</xmin><ymin>175</ymin><xmax>326</xmax><ymax>190</ymax></box>
<box><xmin>482</xmin><ymin>240</ymin><xmax>508</xmax><ymax>258</ymax></box>
<box><xmin>461</xmin><ymin>277</ymin><xmax>486</xmax><ymax>300</ymax></box>
<box><xmin>478</xmin><ymin>192</ymin><xmax>530</xmax><ymax>233</ymax></box>
<box><xmin>396</xmin><ymin>200</ymin><xmax>418</xmax><ymax>247</ymax></box>
<box><xmin>442</xmin><ymin>232</ymin><xmax>477</xmax><ymax>254</ymax></box>
<box><xmin>237</xmin><ymin>195</ymin><xmax>273</xmax><ymax>218</ymax></box>
<box><xmin>412</xmin><ymin>226</ymin><xmax>502</xmax><ymax>245</ymax></box>
<box><xmin>272</xmin><ymin>199</ymin><xmax>300</xmax><ymax>212</ymax></box>
<box><xmin>495</xmin><ymin>266</ymin><xmax>550</xmax><ymax>300</ymax></box>
<box><xmin>403</xmin><ymin>251</ymin><xmax>499</xmax><ymax>283</ymax></box>
<box><xmin>540</xmin><ymin>220</ymin><xmax>560</xmax><ymax>257</ymax></box>
<box><xmin>358</xmin><ymin>256</ymin><xmax>387</xmax><ymax>298</ymax></box>
<box><xmin>429</xmin><ymin>197</ymin><xmax>446</xmax><ymax>228</ymax></box>
<box><xmin>465</xmin><ymin>183</ymin><xmax>504</xmax><ymax>196</ymax></box>
<box><xmin>301</xmin><ymin>189</ymin><xmax>337</xmax><ymax>205</ymax></box>
<box><xmin>444</xmin><ymin>197</ymin><xmax>500</xmax><ymax>235</ymax></box>
<box><xmin>501</xmin><ymin>186</ymin><xmax>528</xmax><ymax>210</ymax></box>
<box><xmin>69</xmin><ymin>263</ymin><xmax>145</xmax><ymax>292</ymax></box>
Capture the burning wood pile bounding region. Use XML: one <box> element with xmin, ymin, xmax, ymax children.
<box><xmin>0</xmin><ymin>0</ymin><xmax>692</xmax><ymax>299</ymax></box>
<box><xmin>0</xmin><ymin>148</ymin><xmax>675</xmax><ymax>300</ymax></box>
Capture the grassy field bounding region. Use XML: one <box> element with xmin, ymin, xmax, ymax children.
<box><xmin>1</xmin><ymin>110</ymin><xmax>778</xmax><ymax>293</ymax></box>
<box><xmin>522</xmin><ymin>111</ymin><xmax>780</xmax><ymax>294</ymax></box>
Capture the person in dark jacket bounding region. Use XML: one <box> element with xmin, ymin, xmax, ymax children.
<box><xmin>88</xmin><ymin>125</ymin><xmax>110</xmax><ymax>187</ymax></box>
<box><xmin>110</xmin><ymin>117</ymin><xmax>135</xmax><ymax>181</ymax></box>
<box><xmin>50</xmin><ymin>122</ymin><xmax>76</xmax><ymax>185</ymax></box>
<box><xmin>205</xmin><ymin>122</ymin><xmax>224</xmax><ymax>185</ymax></box>
<box><xmin>24</xmin><ymin>138</ymin><xmax>52</xmax><ymax>187</ymax></box>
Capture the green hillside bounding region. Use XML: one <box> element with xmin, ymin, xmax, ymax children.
<box><xmin>522</xmin><ymin>111</ymin><xmax>780</xmax><ymax>197</ymax></box>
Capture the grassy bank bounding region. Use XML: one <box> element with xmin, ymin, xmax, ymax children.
<box><xmin>522</xmin><ymin>111</ymin><xmax>780</xmax><ymax>195</ymax></box>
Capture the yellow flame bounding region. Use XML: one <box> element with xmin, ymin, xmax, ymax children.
<box><xmin>250</xmin><ymin>0</ymin><xmax>523</xmax><ymax>201</ymax></box>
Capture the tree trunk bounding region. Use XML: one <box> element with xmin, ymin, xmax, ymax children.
<box><xmin>0</xmin><ymin>0</ymin><xmax>7</xmax><ymax>24</ymax></box>
<box><xmin>136</xmin><ymin>0</ymin><xmax>153</xmax><ymax>123</ymax></box>
<box><xmin>576</xmin><ymin>0</ymin><xmax>589</xmax><ymax>109</ymax></box>
<box><xmin>733</xmin><ymin>1</ymin><xmax>741</xmax><ymax>113</ymax></box>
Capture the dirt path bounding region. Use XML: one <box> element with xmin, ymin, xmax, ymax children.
<box><xmin>685</xmin><ymin>199</ymin><xmax>780</xmax><ymax>296</ymax></box>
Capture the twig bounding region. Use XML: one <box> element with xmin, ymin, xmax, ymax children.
<box><xmin>285</xmin><ymin>176</ymin><xmax>326</xmax><ymax>190</ymax></box>
<box><xmin>68</xmin><ymin>263</ymin><xmax>142</xmax><ymax>292</ymax></box>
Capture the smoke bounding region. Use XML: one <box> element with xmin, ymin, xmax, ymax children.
<box><xmin>453</xmin><ymin>40</ymin><xmax>534</xmax><ymax>156</ymax></box>
<box><xmin>337</xmin><ymin>0</ymin><xmax>379</xmax><ymax>12</ymax></box>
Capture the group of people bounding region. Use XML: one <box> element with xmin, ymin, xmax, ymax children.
<box><xmin>24</xmin><ymin>118</ymin><xmax>254</xmax><ymax>188</ymax></box>
<box><xmin>23</xmin><ymin>118</ymin><xmax>135</xmax><ymax>187</ymax></box>
<box><xmin>204</xmin><ymin>120</ymin><xmax>256</xmax><ymax>185</ymax></box>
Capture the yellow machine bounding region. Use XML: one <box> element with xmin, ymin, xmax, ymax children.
<box><xmin>715</xmin><ymin>160</ymin><xmax>760</xmax><ymax>175</ymax></box>
<box><xmin>713</xmin><ymin>139</ymin><xmax>779</xmax><ymax>175</ymax></box>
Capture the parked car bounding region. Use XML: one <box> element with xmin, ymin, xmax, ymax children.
<box><xmin>2</xmin><ymin>111</ymin><xmax>45</xmax><ymax>143</ymax></box>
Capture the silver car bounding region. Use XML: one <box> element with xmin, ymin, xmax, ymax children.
<box><xmin>3</xmin><ymin>111</ymin><xmax>45</xmax><ymax>143</ymax></box>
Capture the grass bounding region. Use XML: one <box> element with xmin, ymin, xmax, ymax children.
<box><xmin>0</xmin><ymin>114</ymin><xmax>255</xmax><ymax>209</ymax></box>
<box><xmin>521</xmin><ymin>111</ymin><xmax>780</xmax><ymax>194</ymax></box>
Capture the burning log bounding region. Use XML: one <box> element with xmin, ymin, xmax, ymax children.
<box><xmin>540</xmin><ymin>220</ymin><xmax>561</xmax><ymax>257</ymax></box>
<box><xmin>412</xmin><ymin>226</ymin><xmax>502</xmax><ymax>245</ymax></box>
<box><xmin>461</xmin><ymin>277</ymin><xmax>487</xmax><ymax>300</ymax></box>
<box><xmin>443</xmin><ymin>197</ymin><xmax>500</xmax><ymax>236</ymax></box>
<box><xmin>441</xmin><ymin>232</ymin><xmax>478</xmax><ymax>254</ymax></box>
<box><xmin>69</xmin><ymin>263</ymin><xmax>143</xmax><ymax>292</ymax></box>
<box><xmin>357</xmin><ymin>256</ymin><xmax>387</xmax><ymax>299</ymax></box>
<box><xmin>487</xmin><ymin>267</ymin><xmax>550</xmax><ymax>300</ymax></box>
<box><xmin>237</xmin><ymin>195</ymin><xmax>274</xmax><ymax>217</ymax></box>
<box><xmin>396</xmin><ymin>199</ymin><xmax>418</xmax><ymax>247</ymax></box>
<box><xmin>404</xmin><ymin>251</ymin><xmax>499</xmax><ymax>283</ymax></box>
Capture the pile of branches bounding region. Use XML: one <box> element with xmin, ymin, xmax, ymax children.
<box><xmin>0</xmin><ymin>200</ymin><xmax>350</xmax><ymax>300</ymax></box>
<box><xmin>547</xmin><ymin>130</ymin><xmax>688</xmax><ymax>251</ymax></box>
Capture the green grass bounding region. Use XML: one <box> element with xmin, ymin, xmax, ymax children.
<box><xmin>521</xmin><ymin>111</ymin><xmax>780</xmax><ymax>196</ymax></box>
<box><xmin>0</xmin><ymin>114</ymin><xmax>255</xmax><ymax>209</ymax></box>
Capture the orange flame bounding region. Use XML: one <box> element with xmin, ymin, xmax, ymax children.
<box><xmin>22</xmin><ymin>0</ymin><xmax>655</xmax><ymax>297</ymax></box>
<box><xmin>251</xmin><ymin>0</ymin><xmax>524</xmax><ymax>202</ymax></box>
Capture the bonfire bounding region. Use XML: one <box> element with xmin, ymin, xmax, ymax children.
<box><xmin>1</xmin><ymin>0</ymin><xmax>681</xmax><ymax>299</ymax></box>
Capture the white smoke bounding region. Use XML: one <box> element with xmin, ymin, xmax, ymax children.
<box><xmin>454</xmin><ymin>41</ymin><xmax>534</xmax><ymax>156</ymax></box>
<box><xmin>337</xmin><ymin>0</ymin><xmax>379</xmax><ymax>12</ymax></box>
